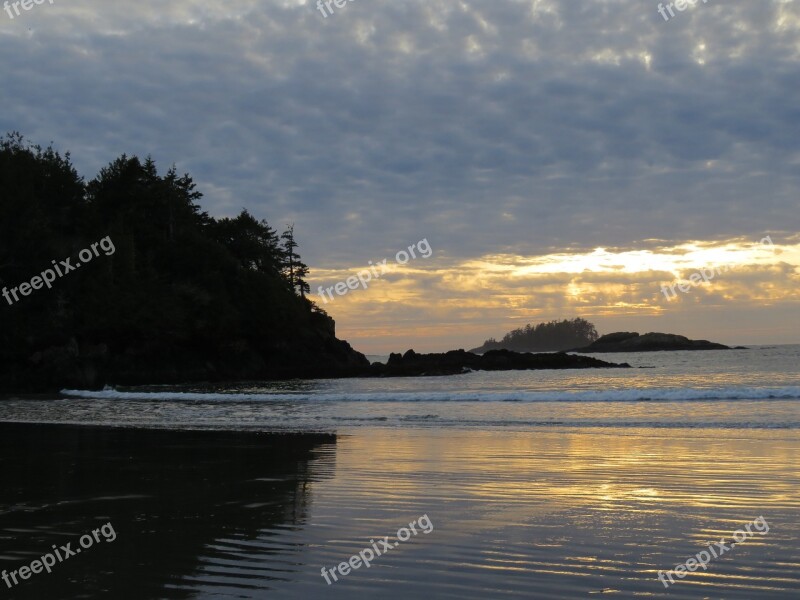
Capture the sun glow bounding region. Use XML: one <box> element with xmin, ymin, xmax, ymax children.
<box><xmin>310</xmin><ymin>236</ymin><xmax>800</xmax><ymax>353</ymax></box>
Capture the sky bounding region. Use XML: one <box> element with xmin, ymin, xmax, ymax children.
<box><xmin>2</xmin><ymin>0</ymin><xmax>799</xmax><ymax>353</ymax></box>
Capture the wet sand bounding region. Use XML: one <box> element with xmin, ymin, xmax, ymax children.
<box><xmin>0</xmin><ymin>423</ymin><xmax>798</xmax><ymax>598</ymax></box>
<box><xmin>0</xmin><ymin>424</ymin><xmax>336</xmax><ymax>599</ymax></box>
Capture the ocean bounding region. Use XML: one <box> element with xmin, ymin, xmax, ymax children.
<box><xmin>0</xmin><ymin>346</ymin><xmax>798</xmax><ymax>598</ymax></box>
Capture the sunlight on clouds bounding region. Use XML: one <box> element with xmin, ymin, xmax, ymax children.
<box><xmin>465</xmin><ymin>35</ymin><xmax>484</xmax><ymax>57</ymax></box>
<box><xmin>423</xmin><ymin>4</ymin><xmax>450</xmax><ymax>33</ymax></box>
<box><xmin>693</xmin><ymin>42</ymin><xmax>708</xmax><ymax>65</ymax></box>
<box><xmin>393</xmin><ymin>33</ymin><xmax>416</xmax><ymax>55</ymax></box>
<box><xmin>354</xmin><ymin>21</ymin><xmax>377</xmax><ymax>45</ymax></box>
<box><xmin>591</xmin><ymin>49</ymin><xmax>622</xmax><ymax>66</ymax></box>
<box><xmin>311</xmin><ymin>237</ymin><xmax>800</xmax><ymax>353</ymax></box>
<box><xmin>528</xmin><ymin>0</ymin><xmax>562</xmax><ymax>25</ymax></box>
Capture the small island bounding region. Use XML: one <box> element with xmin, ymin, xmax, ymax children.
<box><xmin>469</xmin><ymin>318</ymin><xmax>599</xmax><ymax>353</ymax></box>
<box><xmin>569</xmin><ymin>331</ymin><xmax>735</xmax><ymax>353</ymax></box>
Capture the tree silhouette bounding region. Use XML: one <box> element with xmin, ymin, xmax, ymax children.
<box><xmin>0</xmin><ymin>133</ymin><xmax>352</xmax><ymax>391</ymax></box>
<box><xmin>210</xmin><ymin>210</ymin><xmax>282</xmax><ymax>276</ymax></box>
<box><xmin>472</xmin><ymin>318</ymin><xmax>599</xmax><ymax>353</ymax></box>
<box><xmin>281</xmin><ymin>224</ymin><xmax>310</xmax><ymax>298</ymax></box>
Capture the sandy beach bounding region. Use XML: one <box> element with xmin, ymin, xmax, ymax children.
<box><xmin>1</xmin><ymin>422</ymin><xmax>797</xmax><ymax>599</ymax></box>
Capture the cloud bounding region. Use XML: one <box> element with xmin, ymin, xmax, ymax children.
<box><xmin>312</xmin><ymin>236</ymin><xmax>800</xmax><ymax>352</ymax></box>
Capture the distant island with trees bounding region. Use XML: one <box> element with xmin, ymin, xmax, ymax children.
<box><xmin>470</xmin><ymin>318</ymin><xmax>599</xmax><ymax>353</ymax></box>
<box><xmin>470</xmin><ymin>320</ymin><xmax>737</xmax><ymax>354</ymax></box>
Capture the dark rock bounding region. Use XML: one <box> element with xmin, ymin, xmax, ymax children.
<box><xmin>570</xmin><ymin>332</ymin><xmax>731</xmax><ymax>353</ymax></box>
<box><xmin>592</xmin><ymin>332</ymin><xmax>639</xmax><ymax>344</ymax></box>
<box><xmin>2</xmin><ymin>333</ymin><xmax>635</xmax><ymax>392</ymax></box>
<box><xmin>1</xmin><ymin>325</ymin><xmax>370</xmax><ymax>393</ymax></box>
<box><xmin>366</xmin><ymin>348</ymin><xmax>629</xmax><ymax>377</ymax></box>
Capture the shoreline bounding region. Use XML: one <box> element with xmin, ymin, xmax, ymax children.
<box><xmin>0</xmin><ymin>347</ymin><xmax>631</xmax><ymax>394</ymax></box>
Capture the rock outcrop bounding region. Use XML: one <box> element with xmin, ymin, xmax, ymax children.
<box><xmin>1</xmin><ymin>317</ymin><xmax>370</xmax><ymax>392</ymax></box>
<box><xmin>366</xmin><ymin>348</ymin><xmax>630</xmax><ymax>377</ymax></box>
<box><xmin>570</xmin><ymin>332</ymin><xmax>732</xmax><ymax>353</ymax></box>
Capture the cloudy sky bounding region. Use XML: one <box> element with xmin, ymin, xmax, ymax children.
<box><xmin>2</xmin><ymin>0</ymin><xmax>799</xmax><ymax>353</ymax></box>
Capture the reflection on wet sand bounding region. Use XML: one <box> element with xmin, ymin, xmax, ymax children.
<box><xmin>1</xmin><ymin>424</ymin><xmax>798</xmax><ymax>599</ymax></box>
<box><xmin>0</xmin><ymin>424</ymin><xmax>336</xmax><ymax>599</ymax></box>
<box><xmin>270</xmin><ymin>428</ymin><xmax>800</xmax><ymax>599</ymax></box>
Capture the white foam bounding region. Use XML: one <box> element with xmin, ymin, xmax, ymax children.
<box><xmin>59</xmin><ymin>386</ymin><xmax>800</xmax><ymax>403</ymax></box>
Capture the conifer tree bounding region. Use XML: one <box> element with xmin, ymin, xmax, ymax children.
<box><xmin>280</xmin><ymin>224</ymin><xmax>310</xmax><ymax>297</ymax></box>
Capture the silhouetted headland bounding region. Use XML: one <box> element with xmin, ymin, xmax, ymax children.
<box><xmin>0</xmin><ymin>134</ymin><xmax>369</xmax><ymax>392</ymax></box>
